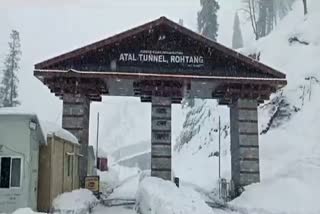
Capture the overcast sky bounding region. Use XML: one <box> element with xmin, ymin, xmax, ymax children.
<box><xmin>0</xmin><ymin>0</ymin><xmax>241</xmax><ymax>151</ymax></box>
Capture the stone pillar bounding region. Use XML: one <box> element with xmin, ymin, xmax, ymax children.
<box><xmin>62</xmin><ymin>94</ymin><xmax>90</xmax><ymax>187</ymax></box>
<box><xmin>151</xmin><ymin>96</ymin><xmax>172</xmax><ymax>180</ymax></box>
<box><xmin>230</xmin><ymin>98</ymin><xmax>260</xmax><ymax>197</ymax></box>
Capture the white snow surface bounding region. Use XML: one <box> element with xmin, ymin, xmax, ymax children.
<box><xmin>175</xmin><ymin>0</ymin><xmax>320</xmax><ymax>213</ymax></box>
<box><xmin>99</xmin><ymin>164</ymin><xmax>140</xmax><ymax>199</ymax></box>
<box><xmin>230</xmin><ymin>1</ymin><xmax>320</xmax><ymax>213</ymax></box>
<box><xmin>136</xmin><ymin>177</ymin><xmax>214</xmax><ymax>214</ymax></box>
<box><xmin>52</xmin><ymin>189</ymin><xmax>98</xmax><ymax>211</ymax></box>
<box><xmin>9</xmin><ymin>208</ymin><xmax>43</xmax><ymax>214</ymax></box>
<box><xmin>93</xmin><ymin>205</ymin><xmax>136</xmax><ymax>214</ymax></box>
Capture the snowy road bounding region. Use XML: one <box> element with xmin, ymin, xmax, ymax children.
<box><xmin>92</xmin><ymin>205</ymin><xmax>136</xmax><ymax>214</ymax></box>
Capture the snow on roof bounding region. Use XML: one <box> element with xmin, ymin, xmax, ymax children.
<box><xmin>0</xmin><ymin>107</ymin><xmax>37</xmax><ymax>117</ymax></box>
<box><xmin>40</xmin><ymin>121</ymin><xmax>79</xmax><ymax>145</ymax></box>
<box><xmin>0</xmin><ymin>107</ymin><xmax>79</xmax><ymax>145</ymax></box>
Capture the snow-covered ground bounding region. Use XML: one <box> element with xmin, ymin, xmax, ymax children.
<box><xmin>52</xmin><ymin>189</ymin><xmax>98</xmax><ymax>212</ymax></box>
<box><xmin>136</xmin><ymin>177</ymin><xmax>214</xmax><ymax>214</ymax></box>
<box><xmin>5</xmin><ymin>0</ymin><xmax>320</xmax><ymax>213</ymax></box>
<box><xmin>98</xmin><ymin>164</ymin><xmax>141</xmax><ymax>199</ymax></box>
<box><xmin>174</xmin><ymin>0</ymin><xmax>320</xmax><ymax>213</ymax></box>
<box><xmin>93</xmin><ymin>205</ymin><xmax>136</xmax><ymax>214</ymax></box>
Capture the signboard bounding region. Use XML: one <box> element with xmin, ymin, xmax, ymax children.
<box><xmin>118</xmin><ymin>50</ymin><xmax>204</xmax><ymax>68</ymax></box>
<box><xmin>85</xmin><ymin>176</ymin><xmax>100</xmax><ymax>194</ymax></box>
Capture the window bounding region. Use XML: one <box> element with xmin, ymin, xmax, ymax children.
<box><xmin>11</xmin><ymin>158</ymin><xmax>21</xmax><ymax>187</ymax></box>
<box><xmin>0</xmin><ymin>157</ymin><xmax>22</xmax><ymax>188</ymax></box>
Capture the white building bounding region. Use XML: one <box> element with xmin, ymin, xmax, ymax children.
<box><xmin>0</xmin><ymin>110</ymin><xmax>45</xmax><ymax>212</ymax></box>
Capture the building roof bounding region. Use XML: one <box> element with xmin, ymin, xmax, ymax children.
<box><xmin>0</xmin><ymin>107</ymin><xmax>78</xmax><ymax>145</ymax></box>
<box><xmin>34</xmin><ymin>16</ymin><xmax>286</xmax><ymax>80</ymax></box>
<box><xmin>33</xmin><ymin>16</ymin><xmax>287</xmax><ymax>104</ymax></box>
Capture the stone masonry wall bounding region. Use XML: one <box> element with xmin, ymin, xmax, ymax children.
<box><xmin>230</xmin><ymin>99</ymin><xmax>260</xmax><ymax>196</ymax></box>
<box><xmin>151</xmin><ymin>96</ymin><xmax>172</xmax><ymax>180</ymax></box>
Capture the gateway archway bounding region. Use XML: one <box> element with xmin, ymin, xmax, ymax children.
<box><xmin>34</xmin><ymin>17</ymin><xmax>287</xmax><ymax>196</ymax></box>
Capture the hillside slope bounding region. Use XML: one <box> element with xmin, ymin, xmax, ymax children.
<box><xmin>174</xmin><ymin>1</ymin><xmax>320</xmax><ymax>213</ymax></box>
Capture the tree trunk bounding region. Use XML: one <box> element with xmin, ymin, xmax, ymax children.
<box><xmin>303</xmin><ymin>0</ymin><xmax>308</xmax><ymax>15</ymax></box>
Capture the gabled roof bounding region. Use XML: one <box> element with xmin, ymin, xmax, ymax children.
<box><xmin>35</xmin><ymin>16</ymin><xmax>286</xmax><ymax>80</ymax></box>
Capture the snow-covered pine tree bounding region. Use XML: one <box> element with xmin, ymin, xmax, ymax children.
<box><xmin>197</xmin><ymin>0</ymin><xmax>220</xmax><ymax>41</ymax></box>
<box><xmin>232</xmin><ymin>12</ymin><xmax>244</xmax><ymax>49</ymax></box>
<box><xmin>274</xmin><ymin>0</ymin><xmax>296</xmax><ymax>20</ymax></box>
<box><xmin>175</xmin><ymin>0</ymin><xmax>220</xmax><ymax>152</ymax></box>
<box><xmin>256</xmin><ymin>0</ymin><xmax>275</xmax><ymax>38</ymax></box>
<box><xmin>241</xmin><ymin>0</ymin><xmax>259</xmax><ymax>40</ymax></box>
<box><xmin>0</xmin><ymin>30</ymin><xmax>21</xmax><ymax>107</ymax></box>
<box><xmin>302</xmin><ymin>0</ymin><xmax>308</xmax><ymax>15</ymax></box>
<box><xmin>242</xmin><ymin>0</ymin><xmax>295</xmax><ymax>40</ymax></box>
<box><xmin>179</xmin><ymin>18</ymin><xmax>184</xmax><ymax>26</ymax></box>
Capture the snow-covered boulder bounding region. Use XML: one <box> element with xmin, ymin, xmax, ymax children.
<box><xmin>135</xmin><ymin>177</ymin><xmax>214</xmax><ymax>214</ymax></box>
<box><xmin>52</xmin><ymin>189</ymin><xmax>98</xmax><ymax>213</ymax></box>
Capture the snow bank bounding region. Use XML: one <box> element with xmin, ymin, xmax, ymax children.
<box><xmin>99</xmin><ymin>164</ymin><xmax>141</xmax><ymax>200</ymax></box>
<box><xmin>175</xmin><ymin>1</ymin><xmax>320</xmax><ymax>213</ymax></box>
<box><xmin>231</xmin><ymin>92</ymin><xmax>320</xmax><ymax>214</ymax></box>
<box><xmin>98</xmin><ymin>168</ymin><xmax>120</xmax><ymax>193</ymax></box>
<box><xmin>10</xmin><ymin>208</ymin><xmax>43</xmax><ymax>214</ymax></box>
<box><xmin>0</xmin><ymin>107</ymin><xmax>36</xmax><ymax>116</ymax></box>
<box><xmin>136</xmin><ymin>177</ymin><xmax>214</xmax><ymax>214</ymax></box>
<box><xmin>229</xmin><ymin>0</ymin><xmax>320</xmax><ymax>213</ymax></box>
<box><xmin>40</xmin><ymin>121</ymin><xmax>79</xmax><ymax>144</ymax></box>
<box><xmin>52</xmin><ymin>189</ymin><xmax>98</xmax><ymax>212</ymax></box>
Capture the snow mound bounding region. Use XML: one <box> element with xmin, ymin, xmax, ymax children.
<box><xmin>98</xmin><ymin>168</ymin><xmax>120</xmax><ymax>193</ymax></box>
<box><xmin>40</xmin><ymin>121</ymin><xmax>79</xmax><ymax>144</ymax></box>
<box><xmin>136</xmin><ymin>177</ymin><xmax>214</xmax><ymax>214</ymax></box>
<box><xmin>99</xmin><ymin>164</ymin><xmax>141</xmax><ymax>199</ymax></box>
<box><xmin>229</xmin><ymin>0</ymin><xmax>320</xmax><ymax>213</ymax></box>
<box><xmin>52</xmin><ymin>189</ymin><xmax>98</xmax><ymax>211</ymax></box>
<box><xmin>10</xmin><ymin>208</ymin><xmax>43</xmax><ymax>214</ymax></box>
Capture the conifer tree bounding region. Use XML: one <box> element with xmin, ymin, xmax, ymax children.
<box><xmin>0</xmin><ymin>30</ymin><xmax>21</xmax><ymax>107</ymax></box>
<box><xmin>177</xmin><ymin>0</ymin><xmax>220</xmax><ymax>151</ymax></box>
<box><xmin>242</xmin><ymin>0</ymin><xmax>295</xmax><ymax>40</ymax></box>
<box><xmin>232</xmin><ymin>12</ymin><xmax>244</xmax><ymax>49</ymax></box>
<box><xmin>302</xmin><ymin>0</ymin><xmax>308</xmax><ymax>15</ymax></box>
<box><xmin>197</xmin><ymin>0</ymin><xmax>220</xmax><ymax>41</ymax></box>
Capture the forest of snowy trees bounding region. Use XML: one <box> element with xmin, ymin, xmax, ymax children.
<box><xmin>241</xmin><ymin>0</ymin><xmax>306</xmax><ymax>39</ymax></box>
<box><xmin>176</xmin><ymin>0</ymin><xmax>309</xmax><ymax>151</ymax></box>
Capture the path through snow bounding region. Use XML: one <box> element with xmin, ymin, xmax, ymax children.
<box><xmin>92</xmin><ymin>205</ymin><xmax>136</xmax><ymax>214</ymax></box>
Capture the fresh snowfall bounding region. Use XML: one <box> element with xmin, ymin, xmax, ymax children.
<box><xmin>2</xmin><ymin>0</ymin><xmax>320</xmax><ymax>213</ymax></box>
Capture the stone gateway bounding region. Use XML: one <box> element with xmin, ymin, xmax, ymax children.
<box><xmin>34</xmin><ymin>16</ymin><xmax>287</xmax><ymax>198</ymax></box>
